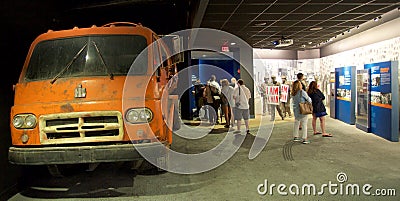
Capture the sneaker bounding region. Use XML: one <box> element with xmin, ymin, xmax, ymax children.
<box><xmin>302</xmin><ymin>139</ymin><xmax>311</xmax><ymax>144</ymax></box>
<box><xmin>293</xmin><ymin>137</ymin><xmax>301</xmax><ymax>142</ymax></box>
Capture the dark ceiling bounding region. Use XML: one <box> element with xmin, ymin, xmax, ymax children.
<box><xmin>199</xmin><ymin>0</ymin><xmax>400</xmax><ymax>50</ymax></box>
<box><xmin>1</xmin><ymin>0</ymin><xmax>196</xmax><ymax>84</ymax></box>
<box><xmin>2</xmin><ymin>0</ymin><xmax>399</xmax><ymax>80</ymax></box>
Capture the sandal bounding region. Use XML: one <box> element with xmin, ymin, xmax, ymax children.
<box><xmin>322</xmin><ymin>133</ymin><xmax>333</xmax><ymax>137</ymax></box>
<box><xmin>314</xmin><ymin>132</ymin><xmax>322</xmax><ymax>135</ymax></box>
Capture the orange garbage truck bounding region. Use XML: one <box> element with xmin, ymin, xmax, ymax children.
<box><xmin>8</xmin><ymin>22</ymin><xmax>180</xmax><ymax>176</ymax></box>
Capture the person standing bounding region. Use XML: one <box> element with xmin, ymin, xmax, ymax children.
<box><xmin>229</xmin><ymin>77</ymin><xmax>238</xmax><ymax>126</ymax></box>
<box><xmin>232</xmin><ymin>79</ymin><xmax>251</xmax><ymax>134</ymax></box>
<box><xmin>296</xmin><ymin>73</ymin><xmax>307</xmax><ymax>129</ymax></box>
<box><xmin>280</xmin><ymin>76</ymin><xmax>292</xmax><ymax>118</ymax></box>
<box><xmin>192</xmin><ymin>79</ymin><xmax>205</xmax><ymax>119</ymax></box>
<box><xmin>204</xmin><ymin>82</ymin><xmax>216</xmax><ymax>125</ymax></box>
<box><xmin>204</xmin><ymin>75</ymin><xmax>221</xmax><ymax>125</ymax></box>
<box><xmin>307</xmin><ymin>81</ymin><xmax>332</xmax><ymax>137</ymax></box>
<box><xmin>269</xmin><ymin>75</ymin><xmax>285</xmax><ymax>121</ymax></box>
<box><xmin>296</xmin><ymin>72</ymin><xmax>307</xmax><ymax>90</ymax></box>
<box><xmin>230</xmin><ymin>77</ymin><xmax>238</xmax><ymax>88</ymax></box>
<box><xmin>260</xmin><ymin>77</ymin><xmax>269</xmax><ymax>116</ymax></box>
<box><xmin>221</xmin><ymin>79</ymin><xmax>234</xmax><ymax>128</ymax></box>
<box><xmin>291</xmin><ymin>80</ymin><xmax>312</xmax><ymax>144</ymax></box>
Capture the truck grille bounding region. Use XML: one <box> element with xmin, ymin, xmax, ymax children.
<box><xmin>39</xmin><ymin>111</ymin><xmax>123</xmax><ymax>144</ymax></box>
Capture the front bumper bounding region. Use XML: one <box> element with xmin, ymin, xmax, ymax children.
<box><xmin>8</xmin><ymin>142</ymin><xmax>166</xmax><ymax>165</ymax></box>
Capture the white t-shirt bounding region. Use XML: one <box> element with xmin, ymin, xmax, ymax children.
<box><xmin>233</xmin><ymin>85</ymin><xmax>251</xmax><ymax>109</ymax></box>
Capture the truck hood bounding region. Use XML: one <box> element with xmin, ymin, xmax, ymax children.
<box><xmin>14</xmin><ymin>76</ymin><xmax>156</xmax><ymax>105</ymax></box>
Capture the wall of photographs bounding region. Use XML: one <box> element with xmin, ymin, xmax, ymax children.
<box><xmin>253</xmin><ymin>36</ymin><xmax>399</xmax><ymax>140</ymax></box>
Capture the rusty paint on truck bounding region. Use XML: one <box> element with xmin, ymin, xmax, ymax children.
<box><xmin>8</xmin><ymin>22</ymin><xmax>179</xmax><ymax>171</ymax></box>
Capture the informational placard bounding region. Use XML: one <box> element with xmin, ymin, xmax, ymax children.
<box><xmin>335</xmin><ymin>66</ymin><xmax>356</xmax><ymax>125</ymax></box>
<box><xmin>364</xmin><ymin>61</ymin><xmax>399</xmax><ymax>142</ymax></box>
<box><xmin>266</xmin><ymin>86</ymin><xmax>280</xmax><ymax>105</ymax></box>
<box><xmin>368</xmin><ymin>62</ymin><xmax>392</xmax><ymax>108</ymax></box>
<box><xmin>280</xmin><ymin>84</ymin><xmax>289</xmax><ymax>103</ymax></box>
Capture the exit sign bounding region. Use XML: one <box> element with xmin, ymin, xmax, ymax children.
<box><xmin>221</xmin><ymin>45</ymin><xmax>229</xmax><ymax>52</ymax></box>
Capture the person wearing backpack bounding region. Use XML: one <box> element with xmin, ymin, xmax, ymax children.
<box><xmin>204</xmin><ymin>75</ymin><xmax>221</xmax><ymax>125</ymax></box>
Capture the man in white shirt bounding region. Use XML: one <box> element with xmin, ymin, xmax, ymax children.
<box><xmin>232</xmin><ymin>79</ymin><xmax>251</xmax><ymax>134</ymax></box>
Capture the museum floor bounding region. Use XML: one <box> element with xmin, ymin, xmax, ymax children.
<box><xmin>9</xmin><ymin>108</ymin><xmax>400</xmax><ymax>201</ymax></box>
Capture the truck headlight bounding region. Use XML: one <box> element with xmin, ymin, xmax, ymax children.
<box><xmin>13</xmin><ymin>114</ymin><xmax>37</xmax><ymax>129</ymax></box>
<box><xmin>125</xmin><ymin>108</ymin><xmax>153</xmax><ymax>124</ymax></box>
<box><xmin>126</xmin><ymin>110</ymin><xmax>139</xmax><ymax>122</ymax></box>
<box><xmin>12</xmin><ymin>116</ymin><xmax>24</xmax><ymax>128</ymax></box>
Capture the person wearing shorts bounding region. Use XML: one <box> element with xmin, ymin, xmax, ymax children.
<box><xmin>307</xmin><ymin>81</ymin><xmax>332</xmax><ymax>137</ymax></box>
<box><xmin>232</xmin><ymin>79</ymin><xmax>251</xmax><ymax>134</ymax></box>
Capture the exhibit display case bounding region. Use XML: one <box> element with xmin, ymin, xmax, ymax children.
<box><xmin>356</xmin><ymin>69</ymin><xmax>371</xmax><ymax>132</ymax></box>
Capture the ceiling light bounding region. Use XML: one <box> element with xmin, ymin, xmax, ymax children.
<box><xmin>308</xmin><ymin>42</ymin><xmax>312</xmax><ymax>44</ymax></box>
<box><xmin>374</xmin><ymin>16</ymin><xmax>382</xmax><ymax>21</ymax></box>
<box><xmin>230</xmin><ymin>42</ymin><xmax>236</xmax><ymax>45</ymax></box>
<box><xmin>309</xmin><ymin>27</ymin><xmax>323</xmax><ymax>31</ymax></box>
<box><xmin>255</xmin><ymin>22</ymin><xmax>267</xmax><ymax>26</ymax></box>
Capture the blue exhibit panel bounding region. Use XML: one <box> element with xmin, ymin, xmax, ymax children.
<box><xmin>370</xmin><ymin>106</ymin><xmax>392</xmax><ymax>140</ymax></box>
<box><xmin>364</xmin><ymin>60</ymin><xmax>399</xmax><ymax>142</ymax></box>
<box><xmin>335</xmin><ymin>66</ymin><xmax>356</xmax><ymax>125</ymax></box>
<box><xmin>198</xmin><ymin>59</ymin><xmax>239</xmax><ymax>83</ymax></box>
<box><xmin>336</xmin><ymin>99</ymin><xmax>353</xmax><ymax>124</ymax></box>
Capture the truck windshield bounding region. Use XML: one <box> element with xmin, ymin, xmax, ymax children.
<box><xmin>25</xmin><ymin>35</ymin><xmax>148</xmax><ymax>82</ymax></box>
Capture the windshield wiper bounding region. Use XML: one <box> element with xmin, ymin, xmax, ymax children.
<box><xmin>92</xmin><ymin>41</ymin><xmax>114</xmax><ymax>80</ymax></box>
<box><xmin>50</xmin><ymin>43</ymin><xmax>88</xmax><ymax>84</ymax></box>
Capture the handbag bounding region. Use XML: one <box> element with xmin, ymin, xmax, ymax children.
<box><xmin>299</xmin><ymin>101</ymin><xmax>313</xmax><ymax>115</ymax></box>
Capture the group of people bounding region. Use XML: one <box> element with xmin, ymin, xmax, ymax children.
<box><xmin>291</xmin><ymin>73</ymin><xmax>333</xmax><ymax>144</ymax></box>
<box><xmin>259</xmin><ymin>75</ymin><xmax>291</xmax><ymax>121</ymax></box>
<box><xmin>193</xmin><ymin>72</ymin><xmax>332</xmax><ymax>141</ymax></box>
<box><xmin>259</xmin><ymin>72</ymin><xmax>332</xmax><ymax>144</ymax></box>
<box><xmin>193</xmin><ymin>75</ymin><xmax>252</xmax><ymax>134</ymax></box>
